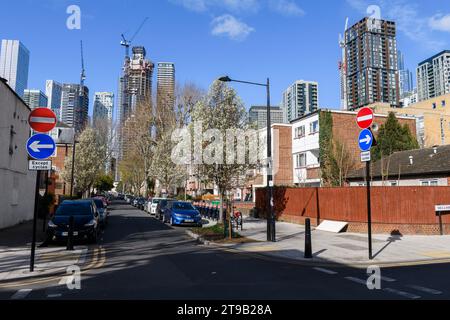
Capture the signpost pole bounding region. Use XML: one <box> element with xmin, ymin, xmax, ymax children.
<box><xmin>366</xmin><ymin>160</ymin><xmax>373</xmax><ymax>260</ymax></box>
<box><xmin>439</xmin><ymin>211</ymin><xmax>443</xmax><ymax>236</ymax></box>
<box><xmin>30</xmin><ymin>170</ymin><xmax>41</xmax><ymax>272</ymax></box>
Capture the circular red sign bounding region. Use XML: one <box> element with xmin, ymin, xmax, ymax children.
<box><xmin>356</xmin><ymin>107</ymin><xmax>374</xmax><ymax>129</ymax></box>
<box><xmin>28</xmin><ymin>108</ymin><xmax>57</xmax><ymax>133</ymax></box>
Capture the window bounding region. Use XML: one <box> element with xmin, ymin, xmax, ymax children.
<box><xmin>310</xmin><ymin>121</ymin><xmax>319</xmax><ymax>134</ymax></box>
<box><xmin>432</xmin><ymin>103</ymin><xmax>437</xmax><ymax>109</ymax></box>
<box><xmin>389</xmin><ymin>181</ymin><xmax>398</xmax><ymax>186</ymax></box>
<box><xmin>442</xmin><ymin>100</ymin><xmax>446</xmax><ymax>107</ymax></box>
<box><xmin>421</xmin><ymin>180</ymin><xmax>439</xmax><ymax>186</ymax></box>
<box><xmin>294</xmin><ymin>126</ymin><xmax>305</xmax><ymax>138</ymax></box>
<box><xmin>295</xmin><ymin>153</ymin><xmax>306</xmax><ymax>168</ymax></box>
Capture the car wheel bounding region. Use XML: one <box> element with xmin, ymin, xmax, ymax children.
<box><xmin>90</xmin><ymin>230</ymin><xmax>98</xmax><ymax>244</ymax></box>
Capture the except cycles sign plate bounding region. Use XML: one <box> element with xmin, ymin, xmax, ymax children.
<box><xmin>356</xmin><ymin>107</ymin><xmax>374</xmax><ymax>129</ymax></box>
<box><xmin>28</xmin><ymin>160</ymin><xmax>52</xmax><ymax>171</ymax></box>
<box><xmin>26</xmin><ymin>134</ymin><xmax>56</xmax><ymax>160</ymax></box>
<box><xmin>28</xmin><ymin>108</ymin><xmax>57</xmax><ymax>133</ymax></box>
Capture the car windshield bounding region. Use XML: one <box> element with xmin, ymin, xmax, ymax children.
<box><xmin>56</xmin><ymin>202</ymin><xmax>93</xmax><ymax>216</ymax></box>
<box><xmin>93</xmin><ymin>199</ymin><xmax>104</xmax><ymax>208</ymax></box>
<box><xmin>173</xmin><ymin>203</ymin><xmax>195</xmax><ymax>210</ymax></box>
<box><xmin>152</xmin><ymin>199</ymin><xmax>162</xmax><ymax>204</ymax></box>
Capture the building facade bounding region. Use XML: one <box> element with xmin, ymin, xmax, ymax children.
<box><xmin>0</xmin><ymin>40</ymin><xmax>30</xmax><ymax>98</ymax></box>
<box><xmin>118</xmin><ymin>46</ymin><xmax>154</xmax><ymax>160</ymax></box>
<box><xmin>0</xmin><ymin>78</ymin><xmax>37</xmax><ymax>229</ymax></box>
<box><xmin>291</xmin><ymin>110</ymin><xmax>417</xmax><ymax>187</ymax></box>
<box><xmin>23</xmin><ymin>89</ymin><xmax>48</xmax><ymax>110</ymax></box>
<box><xmin>60</xmin><ymin>83</ymin><xmax>89</xmax><ymax>134</ymax></box>
<box><xmin>93</xmin><ymin>92</ymin><xmax>114</xmax><ymax>127</ymax></box>
<box><xmin>398</xmin><ymin>50</ymin><xmax>414</xmax><ymax>98</ymax></box>
<box><xmin>367</xmin><ymin>94</ymin><xmax>450</xmax><ymax>148</ymax></box>
<box><xmin>46</xmin><ymin>80</ymin><xmax>63</xmax><ymax>120</ymax></box>
<box><xmin>281</xmin><ymin>80</ymin><xmax>319</xmax><ymax>123</ymax></box>
<box><xmin>417</xmin><ymin>50</ymin><xmax>450</xmax><ymax>102</ymax></box>
<box><xmin>344</xmin><ymin>18</ymin><xmax>400</xmax><ymax>110</ymax></box>
<box><xmin>156</xmin><ymin>62</ymin><xmax>175</xmax><ymax>117</ymax></box>
<box><xmin>248</xmin><ymin>106</ymin><xmax>285</xmax><ymax>129</ymax></box>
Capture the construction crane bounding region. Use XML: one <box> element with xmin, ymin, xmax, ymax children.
<box><xmin>120</xmin><ymin>17</ymin><xmax>149</xmax><ymax>58</ymax></box>
<box><xmin>80</xmin><ymin>40</ymin><xmax>86</xmax><ymax>91</ymax></box>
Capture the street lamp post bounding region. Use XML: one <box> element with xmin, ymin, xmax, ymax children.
<box><xmin>218</xmin><ymin>76</ymin><xmax>276</xmax><ymax>242</ymax></box>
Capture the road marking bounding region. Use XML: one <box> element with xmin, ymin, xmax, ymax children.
<box><xmin>380</xmin><ymin>276</ymin><xmax>396</xmax><ymax>282</ymax></box>
<box><xmin>383</xmin><ymin>287</ymin><xmax>421</xmax><ymax>299</ymax></box>
<box><xmin>11</xmin><ymin>289</ymin><xmax>32</xmax><ymax>300</ymax></box>
<box><xmin>313</xmin><ymin>267</ymin><xmax>338</xmax><ymax>275</ymax></box>
<box><xmin>93</xmin><ymin>247</ymin><xmax>106</xmax><ymax>269</ymax></box>
<box><xmin>345</xmin><ymin>277</ymin><xmax>367</xmax><ymax>285</ymax></box>
<box><xmin>83</xmin><ymin>248</ymin><xmax>99</xmax><ymax>270</ymax></box>
<box><xmin>407</xmin><ymin>285</ymin><xmax>442</xmax><ymax>295</ymax></box>
<box><xmin>47</xmin><ymin>293</ymin><xmax>62</xmax><ymax>298</ymax></box>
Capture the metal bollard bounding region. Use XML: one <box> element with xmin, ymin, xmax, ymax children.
<box><xmin>67</xmin><ymin>215</ymin><xmax>75</xmax><ymax>251</ymax></box>
<box><xmin>304</xmin><ymin>218</ymin><xmax>312</xmax><ymax>259</ymax></box>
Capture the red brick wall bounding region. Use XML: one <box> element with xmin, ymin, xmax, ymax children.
<box><xmin>331</xmin><ymin>112</ymin><xmax>417</xmax><ymax>169</ymax></box>
<box><xmin>273</xmin><ymin>125</ymin><xmax>293</xmax><ymax>185</ymax></box>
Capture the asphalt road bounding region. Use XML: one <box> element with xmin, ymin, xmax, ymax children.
<box><xmin>2</xmin><ymin>201</ymin><xmax>450</xmax><ymax>300</ymax></box>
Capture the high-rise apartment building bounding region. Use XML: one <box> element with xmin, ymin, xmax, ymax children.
<box><xmin>60</xmin><ymin>83</ymin><xmax>89</xmax><ymax>134</ymax></box>
<box><xmin>46</xmin><ymin>80</ymin><xmax>63</xmax><ymax>120</ymax></box>
<box><xmin>344</xmin><ymin>17</ymin><xmax>400</xmax><ymax>110</ymax></box>
<box><xmin>398</xmin><ymin>50</ymin><xmax>414</xmax><ymax>98</ymax></box>
<box><xmin>23</xmin><ymin>89</ymin><xmax>48</xmax><ymax>110</ymax></box>
<box><xmin>281</xmin><ymin>80</ymin><xmax>319</xmax><ymax>122</ymax></box>
<box><xmin>156</xmin><ymin>62</ymin><xmax>175</xmax><ymax>114</ymax></box>
<box><xmin>0</xmin><ymin>40</ymin><xmax>30</xmax><ymax>97</ymax></box>
<box><xmin>249</xmin><ymin>106</ymin><xmax>285</xmax><ymax>129</ymax></box>
<box><xmin>93</xmin><ymin>92</ymin><xmax>114</xmax><ymax>127</ymax></box>
<box><xmin>417</xmin><ymin>50</ymin><xmax>450</xmax><ymax>102</ymax></box>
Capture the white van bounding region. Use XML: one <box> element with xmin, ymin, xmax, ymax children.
<box><xmin>147</xmin><ymin>198</ymin><xmax>166</xmax><ymax>216</ymax></box>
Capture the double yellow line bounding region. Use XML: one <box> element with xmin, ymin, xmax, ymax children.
<box><xmin>83</xmin><ymin>247</ymin><xmax>106</xmax><ymax>271</ymax></box>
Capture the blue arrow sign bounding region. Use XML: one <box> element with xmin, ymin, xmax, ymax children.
<box><xmin>358</xmin><ymin>129</ymin><xmax>373</xmax><ymax>152</ymax></box>
<box><xmin>27</xmin><ymin>134</ymin><xmax>56</xmax><ymax>160</ymax></box>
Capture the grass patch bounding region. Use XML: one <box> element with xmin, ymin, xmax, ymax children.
<box><xmin>191</xmin><ymin>223</ymin><xmax>257</xmax><ymax>244</ymax></box>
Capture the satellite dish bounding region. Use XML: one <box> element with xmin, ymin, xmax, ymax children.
<box><xmin>371</xmin><ymin>123</ymin><xmax>379</xmax><ymax>132</ymax></box>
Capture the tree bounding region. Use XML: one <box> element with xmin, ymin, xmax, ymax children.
<box><xmin>372</xmin><ymin>112</ymin><xmax>419</xmax><ymax>161</ymax></box>
<box><xmin>190</xmin><ymin>80</ymin><xmax>259</xmax><ymax>220</ymax></box>
<box><xmin>61</xmin><ymin>127</ymin><xmax>106</xmax><ymax>197</ymax></box>
<box><xmin>94</xmin><ymin>174</ymin><xmax>114</xmax><ymax>193</ymax></box>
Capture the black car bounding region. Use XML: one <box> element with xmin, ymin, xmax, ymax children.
<box><xmin>47</xmin><ymin>200</ymin><xmax>101</xmax><ymax>244</ymax></box>
<box><xmin>156</xmin><ymin>199</ymin><xmax>174</xmax><ymax>221</ymax></box>
<box><xmin>137</xmin><ymin>197</ymin><xmax>146</xmax><ymax>210</ymax></box>
<box><xmin>89</xmin><ymin>198</ymin><xmax>108</xmax><ymax>228</ymax></box>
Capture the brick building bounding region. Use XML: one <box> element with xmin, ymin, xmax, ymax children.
<box><xmin>291</xmin><ymin>109</ymin><xmax>417</xmax><ymax>186</ymax></box>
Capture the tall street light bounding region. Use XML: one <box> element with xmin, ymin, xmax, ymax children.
<box><xmin>218</xmin><ymin>76</ymin><xmax>275</xmax><ymax>242</ymax></box>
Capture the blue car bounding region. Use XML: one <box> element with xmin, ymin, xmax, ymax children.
<box><xmin>163</xmin><ymin>201</ymin><xmax>202</xmax><ymax>227</ymax></box>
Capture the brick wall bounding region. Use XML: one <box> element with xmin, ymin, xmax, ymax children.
<box><xmin>331</xmin><ymin>112</ymin><xmax>417</xmax><ymax>169</ymax></box>
<box><xmin>256</xmin><ymin>186</ymin><xmax>450</xmax><ymax>235</ymax></box>
<box><xmin>274</xmin><ymin>125</ymin><xmax>293</xmax><ymax>185</ymax></box>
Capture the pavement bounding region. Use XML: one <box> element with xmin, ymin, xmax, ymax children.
<box><xmin>1</xmin><ymin>201</ymin><xmax>450</xmax><ymax>300</ymax></box>
<box><xmin>203</xmin><ymin>217</ymin><xmax>450</xmax><ymax>267</ymax></box>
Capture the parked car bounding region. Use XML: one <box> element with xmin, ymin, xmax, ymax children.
<box><xmin>162</xmin><ymin>201</ymin><xmax>202</xmax><ymax>227</ymax></box>
<box><xmin>147</xmin><ymin>197</ymin><xmax>167</xmax><ymax>216</ymax></box>
<box><xmin>47</xmin><ymin>200</ymin><xmax>101</xmax><ymax>244</ymax></box>
<box><xmin>91</xmin><ymin>198</ymin><xmax>108</xmax><ymax>228</ymax></box>
<box><xmin>137</xmin><ymin>197</ymin><xmax>146</xmax><ymax>210</ymax></box>
<box><xmin>156</xmin><ymin>199</ymin><xmax>175</xmax><ymax>221</ymax></box>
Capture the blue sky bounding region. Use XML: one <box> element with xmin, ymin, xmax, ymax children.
<box><xmin>1</xmin><ymin>0</ymin><xmax>449</xmax><ymax>118</ymax></box>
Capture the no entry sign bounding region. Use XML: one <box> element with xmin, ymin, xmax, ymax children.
<box><xmin>29</xmin><ymin>108</ymin><xmax>57</xmax><ymax>133</ymax></box>
<box><xmin>356</xmin><ymin>107</ymin><xmax>374</xmax><ymax>130</ymax></box>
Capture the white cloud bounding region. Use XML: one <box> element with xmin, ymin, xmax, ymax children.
<box><xmin>211</xmin><ymin>14</ymin><xmax>255</xmax><ymax>41</ymax></box>
<box><xmin>269</xmin><ymin>0</ymin><xmax>305</xmax><ymax>17</ymax></box>
<box><xmin>429</xmin><ymin>14</ymin><xmax>450</xmax><ymax>33</ymax></box>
